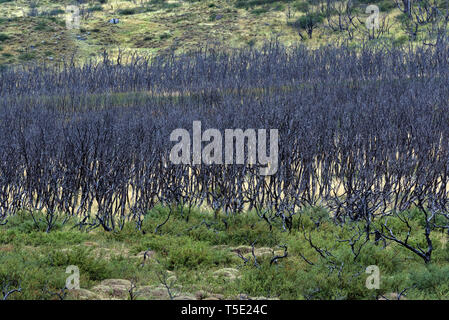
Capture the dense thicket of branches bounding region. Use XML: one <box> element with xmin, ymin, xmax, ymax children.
<box><xmin>0</xmin><ymin>40</ymin><xmax>448</xmax><ymax>262</ymax></box>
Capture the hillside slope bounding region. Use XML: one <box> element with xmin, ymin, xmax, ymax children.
<box><xmin>1</xmin><ymin>0</ymin><xmax>445</xmax><ymax>65</ymax></box>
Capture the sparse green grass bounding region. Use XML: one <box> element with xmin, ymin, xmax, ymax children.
<box><xmin>0</xmin><ymin>33</ymin><xmax>10</xmax><ymax>42</ymax></box>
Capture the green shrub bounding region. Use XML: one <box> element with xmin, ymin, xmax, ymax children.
<box><xmin>236</xmin><ymin>0</ymin><xmax>292</xmax><ymax>9</ymax></box>
<box><xmin>45</xmin><ymin>246</ymin><xmax>111</xmax><ymax>281</ymax></box>
<box><xmin>251</xmin><ymin>7</ymin><xmax>269</xmax><ymax>15</ymax></box>
<box><xmin>89</xmin><ymin>5</ymin><xmax>104</xmax><ymax>12</ymax></box>
<box><xmin>378</xmin><ymin>0</ymin><xmax>396</xmax><ymax>11</ymax></box>
<box><xmin>239</xmin><ymin>263</ymin><xmax>297</xmax><ymax>299</ymax></box>
<box><xmin>18</xmin><ymin>53</ymin><xmax>36</xmax><ymax>61</ymax></box>
<box><xmin>293</xmin><ymin>1</ymin><xmax>309</xmax><ymax>12</ymax></box>
<box><xmin>409</xmin><ymin>264</ymin><xmax>449</xmax><ymax>298</ymax></box>
<box><xmin>49</xmin><ymin>9</ymin><xmax>65</xmax><ymax>16</ymax></box>
<box><xmin>34</xmin><ymin>20</ymin><xmax>49</xmax><ymax>31</ymax></box>
<box><xmin>393</xmin><ymin>34</ymin><xmax>409</xmax><ymax>47</ymax></box>
<box><xmin>5</xmin><ymin>211</ymin><xmax>63</xmax><ymax>233</ymax></box>
<box><xmin>356</xmin><ymin>0</ymin><xmax>382</xmax><ymax>4</ymax></box>
<box><xmin>295</xmin><ymin>12</ymin><xmax>323</xmax><ymax>29</ymax></box>
<box><xmin>159</xmin><ymin>31</ymin><xmax>172</xmax><ymax>40</ymax></box>
<box><xmin>0</xmin><ymin>33</ymin><xmax>10</xmax><ymax>42</ymax></box>
<box><xmin>0</xmin><ymin>250</ymin><xmax>67</xmax><ymax>299</ymax></box>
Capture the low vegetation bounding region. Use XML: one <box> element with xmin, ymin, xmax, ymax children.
<box><xmin>0</xmin><ymin>0</ymin><xmax>449</xmax><ymax>64</ymax></box>
<box><xmin>0</xmin><ymin>40</ymin><xmax>449</xmax><ymax>299</ymax></box>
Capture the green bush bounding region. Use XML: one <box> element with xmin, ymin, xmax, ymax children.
<box><xmin>1</xmin><ymin>204</ymin><xmax>449</xmax><ymax>299</ymax></box>
<box><xmin>295</xmin><ymin>12</ymin><xmax>324</xmax><ymax>29</ymax></box>
<box><xmin>239</xmin><ymin>263</ymin><xmax>298</xmax><ymax>299</ymax></box>
<box><xmin>49</xmin><ymin>9</ymin><xmax>65</xmax><ymax>16</ymax></box>
<box><xmin>378</xmin><ymin>0</ymin><xmax>396</xmax><ymax>11</ymax></box>
<box><xmin>251</xmin><ymin>7</ymin><xmax>270</xmax><ymax>15</ymax></box>
<box><xmin>159</xmin><ymin>31</ymin><xmax>172</xmax><ymax>40</ymax></box>
<box><xmin>18</xmin><ymin>53</ymin><xmax>36</xmax><ymax>61</ymax></box>
<box><xmin>88</xmin><ymin>5</ymin><xmax>104</xmax><ymax>12</ymax></box>
<box><xmin>409</xmin><ymin>264</ymin><xmax>449</xmax><ymax>298</ymax></box>
<box><xmin>393</xmin><ymin>34</ymin><xmax>409</xmax><ymax>47</ymax></box>
<box><xmin>0</xmin><ymin>250</ymin><xmax>67</xmax><ymax>299</ymax></box>
<box><xmin>5</xmin><ymin>211</ymin><xmax>63</xmax><ymax>233</ymax></box>
<box><xmin>236</xmin><ymin>0</ymin><xmax>293</xmax><ymax>9</ymax></box>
